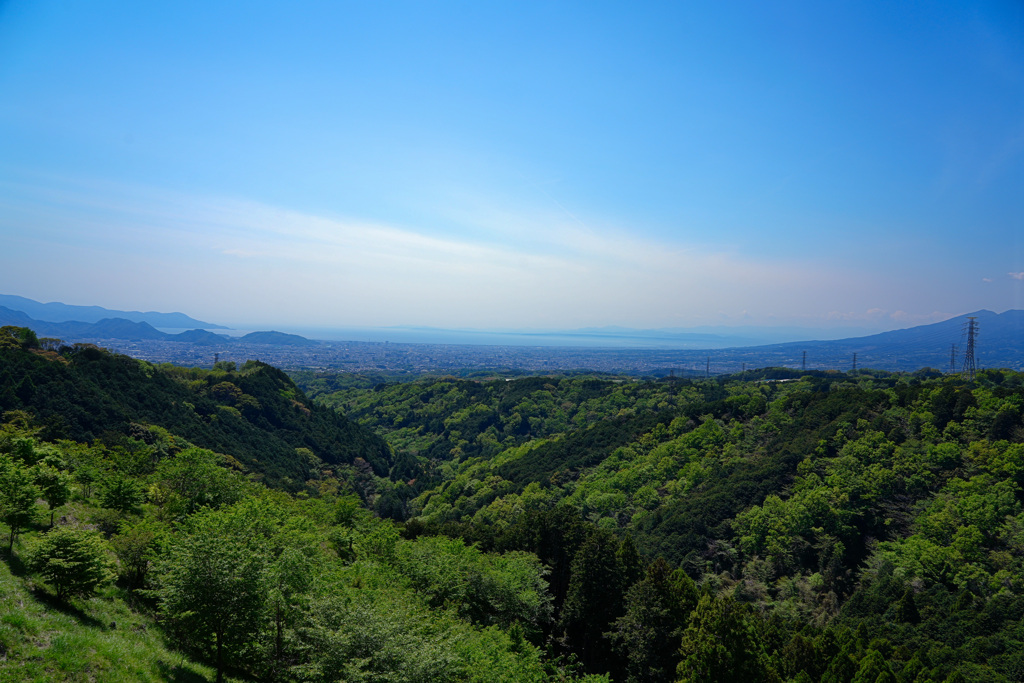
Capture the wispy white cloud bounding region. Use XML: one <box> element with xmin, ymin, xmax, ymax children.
<box><xmin>0</xmin><ymin>175</ymin><xmax>946</xmax><ymax>329</ymax></box>
<box><xmin>1010</xmin><ymin>272</ymin><xmax>1024</xmax><ymax>280</ymax></box>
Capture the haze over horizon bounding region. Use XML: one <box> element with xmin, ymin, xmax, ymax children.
<box><xmin>2</xmin><ymin>2</ymin><xmax>1022</xmax><ymax>332</ymax></box>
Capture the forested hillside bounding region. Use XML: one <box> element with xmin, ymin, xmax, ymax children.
<box><xmin>0</xmin><ymin>327</ymin><xmax>606</xmax><ymax>682</ymax></box>
<box><xmin>5</xmin><ymin>321</ymin><xmax>1024</xmax><ymax>682</ymax></box>
<box><xmin>298</xmin><ymin>367</ymin><xmax>1024</xmax><ymax>682</ymax></box>
<box><xmin>0</xmin><ymin>328</ymin><xmax>391</xmax><ymax>487</ymax></box>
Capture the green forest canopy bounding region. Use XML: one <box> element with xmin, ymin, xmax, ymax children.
<box><xmin>3</xmin><ymin>325</ymin><xmax>1024</xmax><ymax>681</ymax></box>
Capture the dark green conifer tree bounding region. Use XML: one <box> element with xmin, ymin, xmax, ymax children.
<box><xmin>558</xmin><ymin>530</ymin><xmax>625</xmax><ymax>673</ymax></box>
<box><xmin>676</xmin><ymin>594</ymin><xmax>780</xmax><ymax>683</ymax></box>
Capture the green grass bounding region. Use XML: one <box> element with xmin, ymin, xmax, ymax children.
<box><xmin>0</xmin><ymin>538</ymin><xmax>230</xmax><ymax>683</ymax></box>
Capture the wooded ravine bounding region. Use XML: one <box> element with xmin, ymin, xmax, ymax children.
<box><xmin>2</xmin><ymin>325</ymin><xmax>1024</xmax><ymax>682</ymax></box>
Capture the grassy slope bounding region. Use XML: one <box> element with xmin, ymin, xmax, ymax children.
<box><xmin>0</xmin><ymin>550</ymin><xmax>225</xmax><ymax>683</ymax></box>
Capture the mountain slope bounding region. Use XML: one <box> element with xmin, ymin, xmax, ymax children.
<box><xmin>0</xmin><ymin>339</ymin><xmax>392</xmax><ymax>486</ymax></box>
<box><xmin>699</xmin><ymin>310</ymin><xmax>1024</xmax><ymax>372</ymax></box>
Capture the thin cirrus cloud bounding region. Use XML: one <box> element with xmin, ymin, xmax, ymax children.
<box><xmin>1010</xmin><ymin>272</ymin><xmax>1024</xmax><ymax>281</ymax></box>
<box><xmin>180</xmin><ymin>196</ymin><xmax>844</xmax><ymax>328</ymax></box>
<box><xmin>0</xmin><ymin>175</ymin><xmax>872</xmax><ymax>328</ymax></box>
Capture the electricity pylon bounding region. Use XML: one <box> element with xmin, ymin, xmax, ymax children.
<box><xmin>962</xmin><ymin>317</ymin><xmax>978</xmax><ymax>381</ymax></box>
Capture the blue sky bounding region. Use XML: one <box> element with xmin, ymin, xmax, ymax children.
<box><xmin>1</xmin><ymin>1</ymin><xmax>1022</xmax><ymax>331</ymax></box>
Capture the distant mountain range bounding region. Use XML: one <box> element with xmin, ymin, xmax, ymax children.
<box><xmin>2</xmin><ymin>294</ymin><xmax>1021</xmax><ymax>372</ymax></box>
<box><xmin>0</xmin><ymin>306</ymin><xmax>316</xmax><ymax>347</ymax></box>
<box><xmin>0</xmin><ymin>294</ymin><xmax>227</xmax><ymax>329</ymax></box>
<box><xmin>772</xmin><ymin>309</ymin><xmax>1023</xmax><ymax>353</ymax></box>
<box><xmin>710</xmin><ymin>309</ymin><xmax>1024</xmax><ymax>372</ymax></box>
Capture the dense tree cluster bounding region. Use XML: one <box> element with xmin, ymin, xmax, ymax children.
<box><xmin>4</xmin><ymin>327</ymin><xmax>1024</xmax><ymax>681</ymax></box>
<box><xmin>0</xmin><ymin>332</ymin><xmax>607</xmax><ymax>681</ymax></box>
<box><xmin>0</xmin><ymin>336</ymin><xmax>392</xmax><ymax>487</ymax></box>
<box><xmin>301</xmin><ymin>367</ymin><xmax>1024</xmax><ymax>681</ymax></box>
<box><xmin>0</xmin><ymin>414</ymin><xmax>607</xmax><ymax>682</ymax></box>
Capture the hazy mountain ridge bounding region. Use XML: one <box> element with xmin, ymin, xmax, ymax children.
<box><xmin>0</xmin><ymin>306</ymin><xmax>315</xmax><ymax>347</ymax></box>
<box><xmin>768</xmin><ymin>309</ymin><xmax>1022</xmax><ymax>348</ymax></box>
<box><xmin>753</xmin><ymin>309</ymin><xmax>1024</xmax><ymax>370</ymax></box>
<box><xmin>0</xmin><ymin>307</ymin><xmax>171</xmax><ymax>340</ymax></box>
<box><xmin>0</xmin><ymin>294</ymin><xmax>227</xmax><ymax>329</ymax></box>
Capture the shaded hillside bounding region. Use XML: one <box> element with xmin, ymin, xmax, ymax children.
<box><xmin>0</xmin><ymin>333</ymin><xmax>391</xmax><ymax>486</ymax></box>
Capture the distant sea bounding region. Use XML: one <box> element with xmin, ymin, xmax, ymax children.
<box><xmin>157</xmin><ymin>326</ymin><xmax>687</xmax><ymax>347</ymax></box>
<box><xmin>157</xmin><ymin>325</ymin><xmax>879</xmax><ymax>349</ymax></box>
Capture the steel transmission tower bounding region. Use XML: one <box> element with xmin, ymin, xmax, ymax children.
<box><xmin>949</xmin><ymin>344</ymin><xmax>957</xmax><ymax>374</ymax></box>
<box><xmin>962</xmin><ymin>317</ymin><xmax>978</xmax><ymax>381</ymax></box>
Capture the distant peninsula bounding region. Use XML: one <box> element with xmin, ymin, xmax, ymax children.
<box><xmin>239</xmin><ymin>330</ymin><xmax>317</xmax><ymax>346</ymax></box>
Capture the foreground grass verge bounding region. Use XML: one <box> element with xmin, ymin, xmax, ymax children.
<box><xmin>0</xmin><ymin>543</ymin><xmax>225</xmax><ymax>683</ymax></box>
